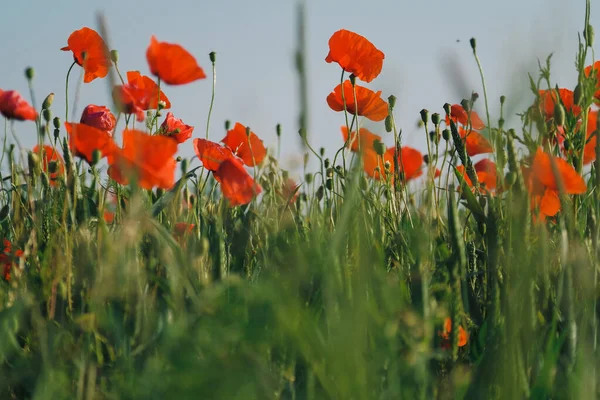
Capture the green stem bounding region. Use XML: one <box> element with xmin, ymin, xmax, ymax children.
<box><xmin>64</xmin><ymin>61</ymin><xmax>77</xmax><ymax>122</ymax></box>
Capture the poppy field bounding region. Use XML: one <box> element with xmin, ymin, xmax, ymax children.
<box><xmin>1</xmin><ymin>2</ymin><xmax>600</xmax><ymax>399</ymax></box>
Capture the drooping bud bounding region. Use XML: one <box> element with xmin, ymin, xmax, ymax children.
<box><xmin>316</xmin><ymin>185</ymin><xmax>324</xmax><ymax>200</ymax></box>
<box><xmin>319</xmin><ymin>147</ymin><xmax>326</xmax><ymax>158</ymax></box>
<box><xmin>324</xmin><ymin>158</ymin><xmax>330</xmax><ymax>169</ymax></box>
<box><xmin>423</xmin><ymin>154</ymin><xmax>430</xmax><ymax>164</ymax></box>
<box><xmin>325</xmin><ymin>178</ymin><xmax>334</xmax><ymax>191</ymax></box>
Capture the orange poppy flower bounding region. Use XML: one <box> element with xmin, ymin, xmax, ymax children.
<box><xmin>33</xmin><ymin>144</ymin><xmax>65</xmax><ymax>186</ymax></box>
<box><xmin>113</xmin><ymin>71</ymin><xmax>171</xmax><ymax>122</ymax></box>
<box><xmin>458</xmin><ymin>127</ymin><xmax>493</xmax><ymax>156</ymax></box>
<box><xmin>103</xmin><ymin>210</ymin><xmax>115</xmax><ymax>224</ymax></box>
<box><xmin>362</xmin><ymin>146</ymin><xmax>423</xmax><ymax>182</ymax></box>
<box><xmin>146</xmin><ymin>36</ymin><xmax>206</xmax><ymax>85</ymax></box>
<box><xmin>213</xmin><ymin>157</ymin><xmax>262</xmax><ymax>207</ymax></box>
<box><xmin>445</xmin><ymin>104</ymin><xmax>485</xmax><ymax>131</ymax></box>
<box><xmin>341</xmin><ymin>126</ymin><xmax>382</xmax><ymax>152</ymax></box>
<box><xmin>538</xmin><ymin>88</ymin><xmax>581</xmax><ymax>121</ymax></box>
<box><xmin>159</xmin><ymin>112</ymin><xmax>194</xmax><ymax>144</ymax></box>
<box><xmin>80</xmin><ymin>104</ymin><xmax>116</xmax><ymax>134</ymax></box>
<box><xmin>327</xmin><ymin>80</ymin><xmax>388</xmax><ymax>122</ymax></box>
<box><xmin>583</xmin><ymin>110</ymin><xmax>598</xmax><ymax>165</ymax></box>
<box><xmin>325</xmin><ymin>29</ymin><xmax>384</xmax><ymax>83</ymax></box>
<box><xmin>399</xmin><ymin>146</ymin><xmax>424</xmax><ymax>181</ymax></box>
<box><xmin>65</xmin><ymin>122</ymin><xmax>117</xmax><ymax>164</ymax></box>
<box><xmin>61</xmin><ymin>27</ymin><xmax>111</xmax><ymax>83</ymax></box>
<box><xmin>440</xmin><ymin>317</ymin><xmax>469</xmax><ymax>348</ymax></box>
<box><xmin>584</xmin><ymin>61</ymin><xmax>600</xmax><ymax>100</ymax></box>
<box><xmin>108</xmin><ymin>129</ymin><xmax>177</xmax><ymax>189</ymax></box>
<box><xmin>193</xmin><ymin>138</ymin><xmax>236</xmax><ymax>172</ymax></box>
<box><xmin>221</xmin><ymin>122</ymin><xmax>267</xmax><ymax>167</ymax></box>
<box><xmin>0</xmin><ymin>90</ymin><xmax>37</xmax><ymax>121</ymax></box>
<box><xmin>1</xmin><ymin>239</ymin><xmax>24</xmax><ymax>281</ymax></box>
<box><xmin>456</xmin><ymin>159</ymin><xmax>497</xmax><ymax>193</ymax></box>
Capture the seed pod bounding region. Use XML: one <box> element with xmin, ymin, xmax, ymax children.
<box><xmin>316</xmin><ymin>185</ymin><xmax>324</xmax><ymax>200</ymax></box>
<box><xmin>420</xmin><ymin>109</ymin><xmax>429</xmax><ymax>124</ymax></box>
<box><xmin>385</xmin><ymin>115</ymin><xmax>393</xmax><ymax>133</ymax></box>
<box><xmin>431</xmin><ymin>113</ymin><xmax>441</xmax><ymax>126</ymax></box>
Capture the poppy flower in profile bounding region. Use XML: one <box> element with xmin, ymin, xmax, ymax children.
<box><xmin>327</xmin><ymin>80</ymin><xmax>388</xmax><ymax>122</ymax></box>
<box><xmin>193</xmin><ymin>138</ymin><xmax>236</xmax><ymax>172</ymax></box>
<box><xmin>159</xmin><ymin>112</ymin><xmax>194</xmax><ymax>144</ymax></box>
<box><xmin>33</xmin><ymin>144</ymin><xmax>65</xmax><ymax>186</ymax></box>
<box><xmin>221</xmin><ymin>122</ymin><xmax>267</xmax><ymax>167</ymax></box>
<box><xmin>80</xmin><ymin>104</ymin><xmax>116</xmax><ymax>134</ymax></box>
<box><xmin>108</xmin><ymin>129</ymin><xmax>177</xmax><ymax>189</ymax></box>
<box><xmin>446</xmin><ymin>104</ymin><xmax>485</xmax><ymax>130</ymax></box>
<box><xmin>341</xmin><ymin>126</ymin><xmax>382</xmax><ymax>152</ymax></box>
<box><xmin>113</xmin><ymin>71</ymin><xmax>171</xmax><ymax>122</ymax></box>
<box><xmin>458</xmin><ymin>127</ymin><xmax>493</xmax><ymax>156</ymax></box>
<box><xmin>1</xmin><ymin>239</ymin><xmax>24</xmax><ymax>281</ymax></box>
<box><xmin>65</xmin><ymin>122</ymin><xmax>117</xmax><ymax>164</ymax></box>
<box><xmin>61</xmin><ymin>27</ymin><xmax>111</xmax><ymax>83</ymax></box>
<box><xmin>538</xmin><ymin>89</ymin><xmax>581</xmax><ymax>121</ymax></box>
<box><xmin>0</xmin><ymin>90</ymin><xmax>37</xmax><ymax>121</ymax></box>
<box><xmin>456</xmin><ymin>159</ymin><xmax>497</xmax><ymax>193</ymax></box>
<box><xmin>325</xmin><ymin>29</ymin><xmax>385</xmax><ymax>83</ymax></box>
<box><xmin>213</xmin><ymin>157</ymin><xmax>262</xmax><ymax>207</ymax></box>
<box><xmin>584</xmin><ymin>61</ymin><xmax>600</xmax><ymax>101</ymax></box>
<box><xmin>439</xmin><ymin>317</ymin><xmax>469</xmax><ymax>348</ymax></box>
<box><xmin>146</xmin><ymin>36</ymin><xmax>206</xmax><ymax>85</ymax></box>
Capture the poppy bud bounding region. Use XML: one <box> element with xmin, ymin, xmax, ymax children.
<box><xmin>359</xmin><ymin>176</ymin><xmax>368</xmax><ymax>191</ymax></box>
<box><xmin>28</xmin><ymin>152</ymin><xmax>40</xmax><ymax>175</ymax></box>
<box><xmin>158</xmin><ymin>101</ymin><xmax>167</xmax><ymax>110</ymax></box>
<box><xmin>431</xmin><ymin>113</ymin><xmax>441</xmax><ymax>126</ymax></box>
<box><xmin>316</xmin><ymin>185</ymin><xmax>324</xmax><ymax>200</ymax></box>
<box><xmin>500</xmin><ymin>95</ymin><xmax>506</xmax><ymax>105</ymax></box>
<box><xmin>373</xmin><ymin>140</ymin><xmax>386</xmax><ymax>156</ymax></box>
<box><xmin>471</xmin><ymin>92</ymin><xmax>479</xmax><ymax>103</ymax></box>
<box><xmin>326</xmin><ymin>167</ymin><xmax>334</xmax><ymax>178</ymax></box>
<box><xmin>42</xmin><ymin>109</ymin><xmax>52</xmax><ymax>123</ymax></box>
<box><xmin>388</xmin><ymin>95</ymin><xmax>397</xmax><ymax>109</ymax></box>
<box><xmin>324</xmin><ymin>158</ymin><xmax>330</xmax><ymax>169</ymax></box>
<box><xmin>209</xmin><ymin>51</ymin><xmax>217</xmax><ymax>63</ymax></box>
<box><xmin>460</xmin><ymin>99</ymin><xmax>471</xmax><ymax>113</ymax></box>
<box><xmin>25</xmin><ymin>67</ymin><xmax>34</xmax><ymax>81</ymax></box>
<box><xmin>305</xmin><ymin>173</ymin><xmax>313</xmax><ymax>184</ymax></box>
<box><xmin>429</xmin><ymin>130</ymin><xmax>437</xmax><ymax>144</ymax></box>
<box><xmin>442</xmin><ymin>129</ymin><xmax>451</xmax><ymax>142</ymax></box>
<box><xmin>298</xmin><ymin>128</ymin><xmax>307</xmax><ymax>139</ymax></box>
<box><xmin>554</xmin><ymin>102</ymin><xmax>565</xmax><ymax>126</ymax></box>
<box><xmin>469</xmin><ymin>37</ymin><xmax>476</xmax><ymax>51</ymax></box>
<box><xmin>335</xmin><ymin>165</ymin><xmax>344</xmax><ymax>178</ymax></box>
<box><xmin>349</xmin><ymin>74</ymin><xmax>357</xmax><ymax>86</ymax></box>
<box><xmin>224</xmin><ymin>120</ymin><xmax>231</xmax><ymax>131</ymax></box>
<box><xmin>110</xmin><ymin>50</ymin><xmax>119</xmax><ymax>63</ymax></box>
<box><xmin>325</xmin><ymin>178</ymin><xmax>334</xmax><ymax>191</ymax></box>
<box><xmin>319</xmin><ymin>147</ymin><xmax>326</xmax><ymax>157</ymax></box>
<box><xmin>53</xmin><ymin>117</ymin><xmax>61</xmax><ymax>129</ymax></box>
<box><xmin>585</xmin><ymin>24</ymin><xmax>595</xmax><ymax>47</ymax></box>
<box><xmin>42</xmin><ymin>93</ymin><xmax>54</xmax><ymax>110</ymax></box>
<box><xmin>0</xmin><ymin>205</ymin><xmax>9</xmax><ymax>222</ymax></box>
<box><xmin>423</xmin><ymin>154</ymin><xmax>430</xmax><ymax>164</ymax></box>
<box><xmin>574</xmin><ymin>83</ymin><xmax>583</xmax><ymax>105</ymax></box>
<box><xmin>443</xmin><ymin>103</ymin><xmax>451</xmax><ymax>116</ymax></box>
<box><xmin>54</xmin><ymin>128</ymin><xmax>60</xmax><ymax>141</ymax></box>
<box><xmin>276</xmin><ymin>123</ymin><xmax>282</xmax><ymax>137</ymax></box>
<box><xmin>384</xmin><ymin>161</ymin><xmax>391</xmax><ymax>172</ymax></box>
<box><xmin>385</xmin><ymin>115</ymin><xmax>393</xmax><ymax>132</ymax></box>
<box><xmin>180</xmin><ymin>158</ymin><xmax>189</xmax><ymax>175</ymax></box>
<box><xmin>176</xmin><ymin>156</ymin><xmax>183</xmax><ymax>162</ymax></box>
<box><xmin>420</xmin><ymin>109</ymin><xmax>429</xmax><ymax>124</ymax></box>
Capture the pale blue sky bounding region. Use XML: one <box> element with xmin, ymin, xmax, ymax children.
<box><xmin>0</xmin><ymin>0</ymin><xmax>594</xmax><ymax>175</ymax></box>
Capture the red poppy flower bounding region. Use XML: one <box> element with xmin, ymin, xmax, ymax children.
<box><xmin>0</xmin><ymin>90</ymin><xmax>37</xmax><ymax>121</ymax></box>
<box><xmin>362</xmin><ymin>146</ymin><xmax>423</xmax><ymax>182</ymax></box>
<box><xmin>213</xmin><ymin>158</ymin><xmax>262</xmax><ymax>207</ymax></box>
<box><xmin>583</xmin><ymin>110</ymin><xmax>598</xmax><ymax>165</ymax></box>
<box><xmin>327</xmin><ymin>80</ymin><xmax>388</xmax><ymax>122</ymax></box>
<box><xmin>439</xmin><ymin>317</ymin><xmax>469</xmax><ymax>348</ymax></box>
<box><xmin>362</xmin><ymin>147</ymin><xmax>393</xmax><ymax>180</ymax></box>
<box><xmin>108</xmin><ymin>129</ymin><xmax>177</xmax><ymax>189</ymax></box>
<box><xmin>538</xmin><ymin>89</ymin><xmax>581</xmax><ymax>121</ymax></box>
<box><xmin>458</xmin><ymin>127</ymin><xmax>493</xmax><ymax>156</ymax></box>
<box><xmin>1</xmin><ymin>239</ymin><xmax>24</xmax><ymax>281</ymax></box>
<box><xmin>584</xmin><ymin>61</ymin><xmax>600</xmax><ymax>101</ymax></box>
<box><xmin>61</xmin><ymin>27</ymin><xmax>111</xmax><ymax>83</ymax></box>
<box><xmin>159</xmin><ymin>112</ymin><xmax>194</xmax><ymax>144</ymax></box>
<box><xmin>33</xmin><ymin>144</ymin><xmax>65</xmax><ymax>186</ymax></box>
<box><xmin>193</xmin><ymin>138</ymin><xmax>236</xmax><ymax>172</ymax></box>
<box><xmin>146</xmin><ymin>36</ymin><xmax>206</xmax><ymax>85</ymax></box>
<box><xmin>221</xmin><ymin>122</ymin><xmax>267</xmax><ymax>167</ymax></box>
<box><xmin>113</xmin><ymin>71</ymin><xmax>171</xmax><ymax>122</ymax></box>
<box><xmin>341</xmin><ymin>126</ymin><xmax>382</xmax><ymax>152</ymax></box>
<box><xmin>456</xmin><ymin>159</ymin><xmax>497</xmax><ymax>193</ymax></box>
<box><xmin>325</xmin><ymin>29</ymin><xmax>384</xmax><ymax>83</ymax></box>
<box><xmin>80</xmin><ymin>104</ymin><xmax>116</xmax><ymax>134</ymax></box>
<box><xmin>174</xmin><ymin>222</ymin><xmax>195</xmax><ymax>237</ymax></box>
<box><xmin>103</xmin><ymin>211</ymin><xmax>115</xmax><ymax>224</ymax></box>
<box><xmin>445</xmin><ymin>104</ymin><xmax>485</xmax><ymax>130</ymax></box>
<box><xmin>65</xmin><ymin>122</ymin><xmax>117</xmax><ymax>164</ymax></box>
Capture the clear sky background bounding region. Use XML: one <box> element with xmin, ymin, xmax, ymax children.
<box><xmin>0</xmin><ymin>0</ymin><xmax>595</xmax><ymax>176</ymax></box>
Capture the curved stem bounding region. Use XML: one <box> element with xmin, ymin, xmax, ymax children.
<box><xmin>206</xmin><ymin>58</ymin><xmax>216</xmax><ymax>139</ymax></box>
<box><xmin>64</xmin><ymin>61</ymin><xmax>77</xmax><ymax>122</ymax></box>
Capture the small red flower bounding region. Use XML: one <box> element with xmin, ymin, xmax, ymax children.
<box><xmin>458</xmin><ymin>127</ymin><xmax>493</xmax><ymax>156</ymax></box>
<box><xmin>33</xmin><ymin>144</ymin><xmax>65</xmax><ymax>186</ymax></box>
<box><xmin>221</xmin><ymin>122</ymin><xmax>267</xmax><ymax>167</ymax></box>
<box><xmin>446</xmin><ymin>104</ymin><xmax>485</xmax><ymax>130</ymax></box>
<box><xmin>538</xmin><ymin>89</ymin><xmax>581</xmax><ymax>121</ymax></box>
<box><xmin>213</xmin><ymin>158</ymin><xmax>262</xmax><ymax>207</ymax></box>
<box><xmin>1</xmin><ymin>239</ymin><xmax>24</xmax><ymax>281</ymax></box>
<box><xmin>80</xmin><ymin>104</ymin><xmax>116</xmax><ymax>134</ymax></box>
<box><xmin>0</xmin><ymin>90</ymin><xmax>37</xmax><ymax>121</ymax></box>
<box><xmin>341</xmin><ymin>126</ymin><xmax>382</xmax><ymax>152</ymax></box>
<box><xmin>65</xmin><ymin>122</ymin><xmax>117</xmax><ymax>164</ymax></box>
<box><xmin>325</xmin><ymin>29</ymin><xmax>385</xmax><ymax>83</ymax></box>
<box><xmin>327</xmin><ymin>81</ymin><xmax>388</xmax><ymax>122</ymax></box>
<box><xmin>439</xmin><ymin>317</ymin><xmax>469</xmax><ymax>348</ymax></box>
<box><xmin>61</xmin><ymin>27</ymin><xmax>111</xmax><ymax>83</ymax></box>
<box><xmin>193</xmin><ymin>138</ymin><xmax>236</xmax><ymax>172</ymax></box>
<box><xmin>113</xmin><ymin>71</ymin><xmax>171</xmax><ymax>122</ymax></box>
<box><xmin>159</xmin><ymin>112</ymin><xmax>194</xmax><ymax>144</ymax></box>
<box><xmin>146</xmin><ymin>36</ymin><xmax>206</xmax><ymax>85</ymax></box>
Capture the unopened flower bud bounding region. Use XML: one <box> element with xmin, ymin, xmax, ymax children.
<box><xmin>316</xmin><ymin>185</ymin><xmax>324</xmax><ymax>200</ymax></box>
<box><xmin>42</xmin><ymin>93</ymin><xmax>54</xmax><ymax>110</ymax></box>
<box><xmin>225</xmin><ymin>120</ymin><xmax>231</xmax><ymax>131</ymax></box>
<box><xmin>349</xmin><ymin>74</ymin><xmax>357</xmax><ymax>85</ymax></box>
<box><xmin>574</xmin><ymin>83</ymin><xmax>583</xmax><ymax>105</ymax></box>
<box><xmin>469</xmin><ymin>37</ymin><xmax>476</xmax><ymax>51</ymax></box>
<box><xmin>0</xmin><ymin>205</ymin><xmax>9</xmax><ymax>222</ymax></box>
<box><xmin>385</xmin><ymin>115</ymin><xmax>393</xmax><ymax>132</ymax></box>
<box><xmin>276</xmin><ymin>123</ymin><xmax>282</xmax><ymax>137</ymax></box>
<box><xmin>554</xmin><ymin>102</ymin><xmax>565</xmax><ymax>126</ymax></box>
<box><xmin>25</xmin><ymin>67</ymin><xmax>34</xmax><ymax>81</ymax></box>
<box><xmin>585</xmin><ymin>24</ymin><xmax>595</xmax><ymax>47</ymax></box>
<box><xmin>423</xmin><ymin>154</ymin><xmax>430</xmax><ymax>164</ymax></box>
<box><xmin>325</xmin><ymin>178</ymin><xmax>334</xmax><ymax>191</ymax></box>
<box><xmin>53</xmin><ymin>117</ymin><xmax>61</xmax><ymax>129</ymax></box>
<box><xmin>28</xmin><ymin>151</ymin><xmax>40</xmax><ymax>174</ymax></box>
<box><xmin>359</xmin><ymin>176</ymin><xmax>368</xmax><ymax>191</ymax></box>
<box><xmin>324</xmin><ymin>158</ymin><xmax>330</xmax><ymax>169</ymax></box>
<box><xmin>388</xmin><ymin>95</ymin><xmax>396</xmax><ymax>109</ymax></box>
<box><xmin>443</xmin><ymin>103</ymin><xmax>451</xmax><ymax>115</ymax></box>
<box><xmin>180</xmin><ymin>158</ymin><xmax>189</xmax><ymax>175</ymax></box>
<box><xmin>420</xmin><ymin>109</ymin><xmax>429</xmax><ymax>124</ymax></box>
<box><xmin>48</xmin><ymin>160</ymin><xmax>59</xmax><ymax>174</ymax></box>
<box><xmin>431</xmin><ymin>113</ymin><xmax>441</xmax><ymax>125</ymax></box>
<box><xmin>319</xmin><ymin>147</ymin><xmax>326</xmax><ymax>157</ymax></box>
<box><xmin>442</xmin><ymin>129</ymin><xmax>451</xmax><ymax>141</ymax></box>
<box><xmin>304</xmin><ymin>173</ymin><xmax>313</xmax><ymax>184</ymax></box>
<box><xmin>42</xmin><ymin>109</ymin><xmax>52</xmax><ymax>123</ymax></box>
<box><xmin>91</xmin><ymin>149</ymin><xmax>102</xmax><ymax>166</ymax></box>
<box><xmin>209</xmin><ymin>51</ymin><xmax>216</xmax><ymax>63</ymax></box>
<box><xmin>110</xmin><ymin>50</ymin><xmax>119</xmax><ymax>63</ymax></box>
